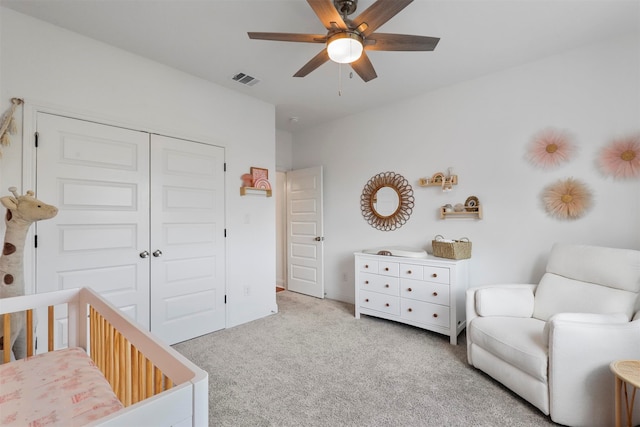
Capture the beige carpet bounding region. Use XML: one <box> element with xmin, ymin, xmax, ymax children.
<box><xmin>173</xmin><ymin>290</ymin><xmax>557</xmax><ymax>427</ymax></box>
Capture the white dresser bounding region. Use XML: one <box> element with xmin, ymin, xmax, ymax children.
<box><xmin>354</xmin><ymin>252</ymin><xmax>470</xmax><ymax>344</ymax></box>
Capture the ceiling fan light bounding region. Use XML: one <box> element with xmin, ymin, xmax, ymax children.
<box><xmin>327</xmin><ymin>32</ymin><xmax>363</xmax><ymax>64</ymax></box>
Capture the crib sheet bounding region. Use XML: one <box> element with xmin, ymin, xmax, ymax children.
<box><xmin>0</xmin><ymin>347</ymin><xmax>123</xmax><ymax>426</ymax></box>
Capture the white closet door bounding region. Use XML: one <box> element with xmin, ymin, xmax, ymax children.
<box><xmin>149</xmin><ymin>134</ymin><xmax>226</xmax><ymax>344</ymax></box>
<box><xmin>35</xmin><ymin>113</ymin><xmax>151</xmax><ymax>348</ymax></box>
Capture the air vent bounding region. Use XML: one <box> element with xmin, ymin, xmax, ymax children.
<box><xmin>232</xmin><ymin>72</ymin><xmax>260</xmax><ymax>86</ymax></box>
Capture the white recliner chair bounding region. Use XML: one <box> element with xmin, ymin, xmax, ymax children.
<box><xmin>466</xmin><ymin>243</ymin><xmax>640</xmax><ymax>427</ymax></box>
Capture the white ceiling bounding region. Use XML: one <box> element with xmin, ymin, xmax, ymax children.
<box><xmin>2</xmin><ymin>0</ymin><xmax>639</xmax><ymax>132</ymax></box>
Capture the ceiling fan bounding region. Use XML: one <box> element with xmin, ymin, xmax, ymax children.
<box><xmin>248</xmin><ymin>0</ymin><xmax>440</xmax><ymax>82</ymax></box>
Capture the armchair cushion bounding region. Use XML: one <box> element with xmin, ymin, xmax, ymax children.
<box><xmin>533</xmin><ymin>274</ymin><xmax>638</xmax><ymax>321</ymax></box>
<box><xmin>475</xmin><ymin>287</ymin><xmax>535</xmax><ymax>317</ymax></box>
<box><xmin>469</xmin><ymin>316</ymin><xmax>547</xmax><ymax>382</ymax></box>
<box><xmin>542</xmin><ymin>312</ymin><xmax>630</xmax><ymax>343</ymax></box>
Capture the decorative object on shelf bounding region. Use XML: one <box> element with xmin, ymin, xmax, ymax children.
<box><xmin>241</xmin><ymin>173</ymin><xmax>253</xmax><ymax>187</ymax></box>
<box><xmin>526</xmin><ymin>127</ymin><xmax>576</xmax><ymax>169</ymax></box>
<box><xmin>0</xmin><ymin>98</ymin><xmax>23</xmax><ymax>158</ymax></box>
<box><xmin>541</xmin><ymin>177</ymin><xmax>592</xmax><ymax>220</ymax></box>
<box><xmin>250</xmin><ymin>166</ymin><xmax>269</xmax><ymax>182</ymax></box>
<box><xmin>432</xmin><ymin>235</ymin><xmax>472</xmax><ymax>260</ymax></box>
<box><xmin>360</xmin><ymin>171</ymin><xmax>414</xmax><ymax>231</ymax></box>
<box><xmin>240</xmin><ymin>167</ymin><xmax>272</xmax><ymax>196</ymax></box>
<box><xmin>418</xmin><ymin>167</ymin><xmax>458</xmax><ymax>192</ymax></box>
<box><xmin>464</xmin><ymin>196</ymin><xmax>479</xmax><ymax>211</ymax></box>
<box><xmin>441</xmin><ymin>198</ymin><xmax>482</xmax><ymax>219</ymax></box>
<box><xmin>598</xmin><ymin>134</ymin><xmax>640</xmax><ymax>179</ymax></box>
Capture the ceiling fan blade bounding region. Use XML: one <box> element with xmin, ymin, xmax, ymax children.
<box><xmin>365</xmin><ymin>33</ymin><xmax>440</xmax><ymax>51</ymax></box>
<box><xmin>307</xmin><ymin>0</ymin><xmax>348</xmax><ymax>31</ymax></box>
<box><xmin>293</xmin><ymin>48</ymin><xmax>330</xmax><ymax>78</ymax></box>
<box><xmin>248</xmin><ymin>32</ymin><xmax>326</xmax><ymax>43</ymax></box>
<box><xmin>352</xmin><ymin>0</ymin><xmax>413</xmax><ymax>37</ymax></box>
<box><xmin>350</xmin><ymin>51</ymin><xmax>377</xmax><ymax>82</ymax></box>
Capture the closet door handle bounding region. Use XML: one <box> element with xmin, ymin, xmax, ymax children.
<box><xmin>153</xmin><ymin>250</ymin><xmax>163</xmax><ymax>257</ymax></box>
<box><xmin>139</xmin><ymin>251</ymin><xmax>150</xmax><ymax>259</ymax></box>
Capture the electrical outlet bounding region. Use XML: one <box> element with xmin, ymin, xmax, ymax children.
<box><xmin>243</xmin><ymin>286</ymin><xmax>250</xmax><ymax>296</ymax></box>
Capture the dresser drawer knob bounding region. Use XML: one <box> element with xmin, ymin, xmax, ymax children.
<box><xmin>432</xmin><ymin>273</ymin><xmax>438</xmax><ymax>278</ymax></box>
<box><xmin>385</xmin><ymin>303</ymin><xmax>390</xmax><ymax>307</ymax></box>
<box><xmin>407</xmin><ymin>288</ymin><xmax>412</xmax><ymax>292</ymax></box>
<box><xmin>407</xmin><ymin>270</ymin><xmax>412</xmax><ymax>274</ymax></box>
<box><xmin>407</xmin><ymin>308</ymin><xmax>413</xmax><ymax>312</ymax></box>
<box><xmin>433</xmin><ymin>313</ymin><xmax>438</xmax><ymax>318</ymax></box>
<box><xmin>365</xmin><ymin>298</ymin><xmax>369</xmax><ymax>302</ymax></box>
<box><xmin>384</xmin><ymin>267</ymin><xmax>389</xmax><ymax>271</ymax></box>
<box><xmin>385</xmin><ymin>284</ymin><xmax>389</xmax><ymax>288</ymax></box>
<box><xmin>432</xmin><ymin>292</ymin><xmax>438</xmax><ymax>297</ymax></box>
<box><xmin>365</xmin><ymin>280</ymin><xmax>369</xmax><ymax>284</ymax></box>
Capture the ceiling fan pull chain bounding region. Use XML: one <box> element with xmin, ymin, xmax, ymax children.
<box><xmin>338</xmin><ymin>63</ymin><xmax>343</xmax><ymax>96</ymax></box>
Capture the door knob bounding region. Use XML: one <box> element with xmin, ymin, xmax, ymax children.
<box><xmin>139</xmin><ymin>251</ymin><xmax>150</xmax><ymax>258</ymax></box>
<box><xmin>314</xmin><ymin>236</ymin><xmax>324</xmax><ymax>241</ymax></box>
<box><xmin>153</xmin><ymin>250</ymin><xmax>163</xmax><ymax>257</ymax></box>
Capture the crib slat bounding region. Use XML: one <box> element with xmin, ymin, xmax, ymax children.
<box><xmin>3</xmin><ymin>313</ymin><xmax>10</xmax><ymax>364</ymax></box>
<box><xmin>131</xmin><ymin>346</ymin><xmax>140</xmax><ymax>404</ymax></box>
<box><xmin>47</xmin><ymin>305</ymin><xmax>54</xmax><ymax>352</ymax></box>
<box><xmin>155</xmin><ymin>365</ymin><xmax>162</xmax><ymax>394</ymax></box>
<box><xmin>146</xmin><ymin>361</ymin><xmax>154</xmax><ymax>399</ymax></box>
<box><xmin>26</xmin><ymin>309</ymin><xmax>33</xmax><ymax>357</ymax></box>
<box><xmin>124</xmin><ymin>339</ymin><xmax>132</xmax><ymax>406</ymax></box>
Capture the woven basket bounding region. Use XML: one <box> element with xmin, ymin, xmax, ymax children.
<box><xmin>432</xmin><ymin>235</ymin><xmax>472</xmax><ymax>260</ymax></box>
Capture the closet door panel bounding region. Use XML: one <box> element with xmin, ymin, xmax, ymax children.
<box><xmin>149</xmin><ymin>134</ymin><xmax>226</xmax><ymax>345</ymax></box>
<box><xmin>35</xmin><ymin>113</ymin><xmax>151</xmax><ymax>348</ymax></box>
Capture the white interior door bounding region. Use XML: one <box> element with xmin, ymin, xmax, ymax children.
<box><xmin>149</xmin><ymin>134</ymin><xmax>226</xmax><ymax>344</ymax></box>
<box><xmin>35</xmin><ymin>113</ymin><xmax>151</xmax><ymax>348</ymax></box>
<box><xmin>286</xmin><ymin>166</ymin><xmax>324</xmax><ymax>298</ymax></box>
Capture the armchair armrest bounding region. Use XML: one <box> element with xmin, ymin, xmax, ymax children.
<box><xmin>466</xmin><ymin>284</ymin><xmax>537</xmax><ymax>324</ymax></box>
<box><xmin>547</xmin><ymin>317</ymin><xmax>640</xmax><ymax>426</ymax></box>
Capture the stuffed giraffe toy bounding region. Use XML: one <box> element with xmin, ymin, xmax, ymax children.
<box><xmin>0</xmin><ymin>187</ymin><xmax>57</xmax><ymax>361</ymax></box>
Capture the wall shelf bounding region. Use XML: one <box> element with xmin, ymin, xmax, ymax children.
<box><xmin>240</xmin><ymin>187</ymin><xmax>272</xmax><ymax>197</ymax></box>
<box><xmin>441</xmin><ymin>205</ymin><xmax>482</xmax><ymax>219</ymax></box>
<box><xmin>419</xmin><ymin>174</ymin><xmax>458</xmax><ymax>188</ymax></box>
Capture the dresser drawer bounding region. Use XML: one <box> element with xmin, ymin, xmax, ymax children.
<box><xmin>358</xmin><ymin>259</ymin><xmax>378</xmax><ymax>274</ymax></box>
<box><xmin>378</xmin><ymin>261</ymin><xmax>399</xmax><ymax>277</ymax></box>
<box><xmin>423</xmin><ymin>266</ymin><xmax>449</xmax><ymax>284</ymax></box>
<box><xmin>400</xmin><ymin>279</ymin><xmax>450</xmax><ymax>306</ymax></box>
<box><xmin>359</xmin><ymin>273</ymin><xmax>399</xmax><ymax>296</ymax></box>
<box><xmin>400</xmin><ymin>299</ymin><xmax>450</xmax><ymax>328</ymax></box>
<box><xmin>359</xmin><ymin>290</ymin><xmax>400</xmax><ymax>316</ymax></box>
<box><xmin>400</xmin><ymin>264</ymin><xmax>423</xmax><ymax>280</ymax></box>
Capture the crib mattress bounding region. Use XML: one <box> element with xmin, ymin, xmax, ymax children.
<box><xmin>0</xmin><ymin>347</ymin><xmax>123</xmax><ymax>426</ymax></box>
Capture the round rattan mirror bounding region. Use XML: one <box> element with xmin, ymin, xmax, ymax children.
<box><xmin>360</xmin><ymin>171</ymin><xmax>414</xmax><ymax>231</ymax></box>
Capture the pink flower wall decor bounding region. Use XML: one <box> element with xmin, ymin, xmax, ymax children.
<box><xmin>542</xmin><ymin>177</ymin><xmax>592</xmax><ymax>220</ymax></box>
<box><xmin>598</xmin><ymin>134</ymin><xmax>640</xmax><ymax>179</ymax></box>
<box><xmin>526</xmin><ymin>128</ymin><xmax>576</xmax><ymax>169</ymax></box>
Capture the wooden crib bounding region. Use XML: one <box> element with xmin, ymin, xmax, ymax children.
<box><xmin>0</xmin><ymin>287</ymin><xmax>208</xmax><ymax>426</ymax></box>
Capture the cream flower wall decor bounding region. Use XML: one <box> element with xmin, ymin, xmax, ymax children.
<box><xmin>598</xmin><ymin>134</ymin><xmax>640</xmax><ymax>179</ymax></box>
<box><xmin>542</xmin><ymin>177</ymin><xmax>593</xmax><ymax>220</ymax></box>
<box><xmin>526</xmin><ymin>128</ymin><xmax>577</xmax><ymax>169</ymax></box>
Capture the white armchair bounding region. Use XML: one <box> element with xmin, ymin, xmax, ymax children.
<box><xmin>466</xmin><ymin>243</ymin><xmax>640</xmax><ymax>427</ymax></box>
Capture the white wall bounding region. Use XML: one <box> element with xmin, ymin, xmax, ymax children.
<box><xmin>0</xmin><ymin>8</ymin><xmax>277</xmax><ymax>328</ymax></box>
<box><xmin>276</xmin><ymin>128</ymin><xmax>293</xmax><ymax>172</ymax></box>
<box><xmin>293</xmin><ymin>34</ymin><xmax>640</xmax><ymax>303</ymax></box>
